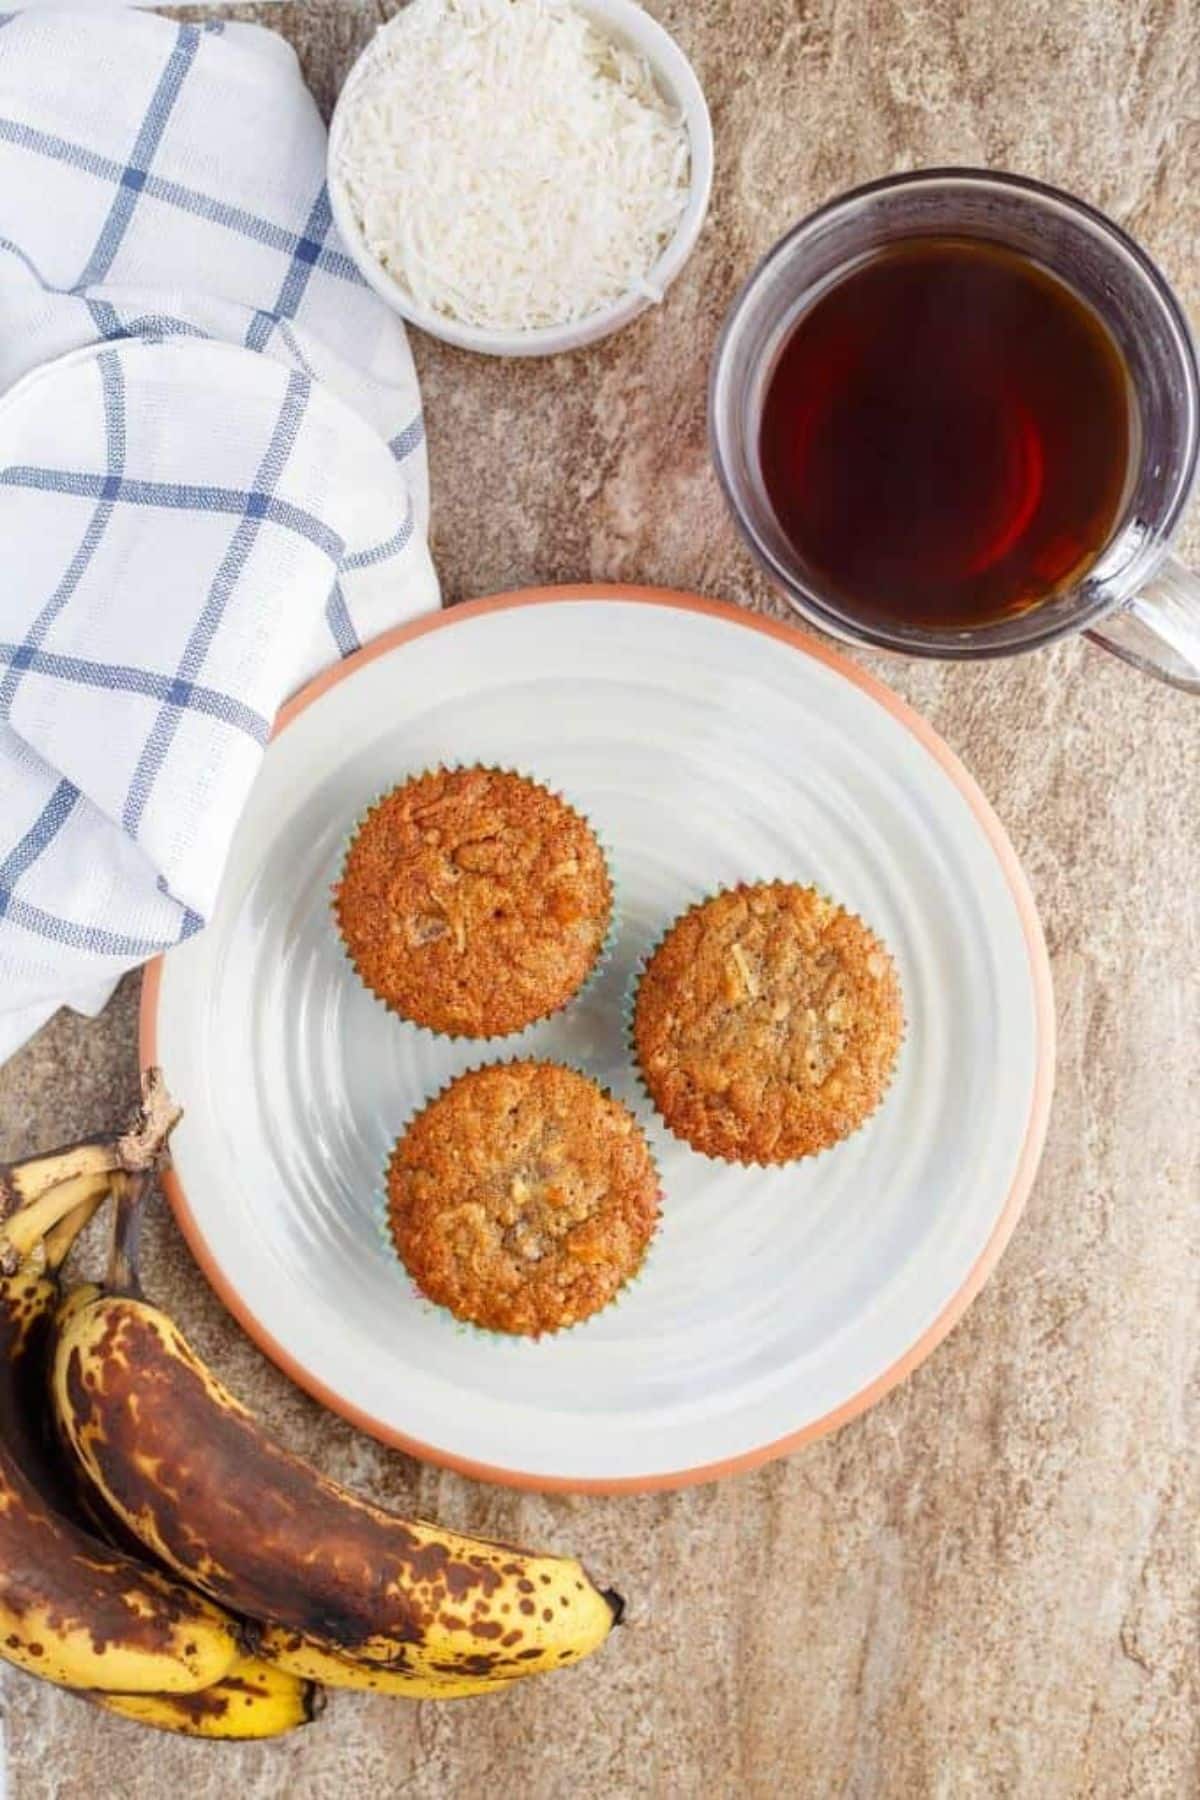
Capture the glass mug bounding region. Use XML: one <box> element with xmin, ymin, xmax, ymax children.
<box><xmin>710</xmin><ymin>168</ymin><xmax>1200</xmax><ymax>693</ymax></box>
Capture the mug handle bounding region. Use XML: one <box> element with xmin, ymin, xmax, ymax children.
<box><xmin>1085</xmin><ymin>553</ymin><xmax>1200</xmax><ymax>693</ymax></box>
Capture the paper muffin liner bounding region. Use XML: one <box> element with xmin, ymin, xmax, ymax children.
<box><xmin>624</xmin><ymin>879</ymin><xmax>906</xmax><ymax>1170</ymax></box>
<box><xmin>332</xmin><ymin>762</ymin><xmax>620</xmax><ymax>1045</ymax></box>
<box><xmin>373</xmin><ymin>1057</ymin><xmax>662</xmax><ymax>1343</ymax></box>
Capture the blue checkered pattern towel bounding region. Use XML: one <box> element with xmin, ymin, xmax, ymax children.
<box><xmin>0</xmin><ymin>8</ymin><xmax>440</xmax><ymax>1061</ymax></box>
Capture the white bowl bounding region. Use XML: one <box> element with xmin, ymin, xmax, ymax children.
<box><xmin>327</xmin><ymin>0</ymin><xmax>714</xmax><ymax>357</ymax></box>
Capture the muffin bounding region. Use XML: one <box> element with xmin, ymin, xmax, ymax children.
<box><xmin>334</xmin><ymin>767</ymin><xmax>613</xmax><ymax>1038</ymax></box>
<box><xmin>387</xmin><ymin>1061</ymin><xmax>660</xmax><ymax>1337</ymax></box>
<box><xmin>632</xmin><ymin>882</ymin><xmax>903</xmax><ymax>1164</ymax></box>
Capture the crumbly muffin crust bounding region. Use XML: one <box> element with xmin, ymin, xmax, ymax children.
<box><xmin>387</xmin><ymin>1061</ymin><xmax>660</xmax><ymax>1337</ymax></box>
<box><xmin>633</xmin><ymin>883</ymin><xmax>903</xmax><ymax>1164</ymax></box>
<box><xmin>334</xmin><ymin>767</ymin><xmax>612</xmax><ymax>1037</ymax></box>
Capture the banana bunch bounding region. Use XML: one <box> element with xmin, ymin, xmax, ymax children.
<box><xmin>0</xmin><ymin>1075</ymin><xmax>312</xmax><ymax>1738</ymax></box>
<box><xmin>0</xmin><ymin>1071</ymin><xmax>622</xmax><ymax>1741</ymax></box>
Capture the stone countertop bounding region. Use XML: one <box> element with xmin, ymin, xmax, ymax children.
<box><xmin>3</xmin><ymin>2</ymin><xmax>1198</xmax><ymax>1795</ymax></box>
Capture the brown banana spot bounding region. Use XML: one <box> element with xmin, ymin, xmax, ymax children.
<box><xmin>360</xmin><ymin>1646</ymin><xmax>416</xmax><ymax>1675</ymax></box>
<box><xmin>431</xmin><ymin>1654</ymin><xmax>503</xmax><ymax>1677</ymax></box>
<box><xmin>66</xmin><ymin>1304</ymin><xmax>525</xmax><ymax>1658</ymax></box>
<box><xmin>136</xmin><ymin>1686</ymin><xmax>235</xmax><ymax>1726</ymax></box>
<box><xmin>221</xmin><ymin>1675</ymin><xmax>271</xmax><ymax>1699</ymax></box>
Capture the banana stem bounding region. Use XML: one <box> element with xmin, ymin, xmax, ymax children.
<box><xmin>0</xmin><ymin>1067</ymin><xmax>180</xmax><ymax>1215</ymax></box>
<box><xmin>1</xmin><ymin>1172</ymin><xmax>111</xmax><ymax>1266</ymax></box>
<box><xmin>43</xmin><ymin>1187</ymin><xmax>108</xmax><ymax>1272</ymax></box>
<box><xmin>117</xmin><ymin>1069</ymin><xmax>183</xmax><ymax>1175</ymax></box>
<box><xmin>0</xmin><ymin>1138</ymin><xmax>119</xmax><ymax>1221</ymax></box>
<box><xmin>108</xmin><ymin>1171</ymin><xmax>149</xmax><ymax>1299</ymax></box>
<box><xmin>0</xmin><ymin>1068</ymin><xmax>180</xmax><ymax>1270</ymax></box>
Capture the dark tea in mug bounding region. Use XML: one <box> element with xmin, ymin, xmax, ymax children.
<box><xmin>757</xmin><ymin>238</ymin><xmax>1132</xmax><ymax>632</ymax></box>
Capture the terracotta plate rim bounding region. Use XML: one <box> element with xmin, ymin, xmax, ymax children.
<box><xmin>140</xmin><ymin>583</ymin><xmax>1056</xmax><ymax>1494</ymax></box>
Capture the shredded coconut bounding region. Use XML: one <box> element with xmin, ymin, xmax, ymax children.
<box><xmin>334</xmin><ymin>0</ymin><xmax>692</xmax><ymax>332</ymax></box>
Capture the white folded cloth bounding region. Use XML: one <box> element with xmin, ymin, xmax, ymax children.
<box><xmin>0</xmin><ymin>8</ymin><xmax>440</xmax><ymax>1062</ymax></box>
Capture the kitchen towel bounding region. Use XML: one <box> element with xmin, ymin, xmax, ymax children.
<box><xmin>0</xmin><ymin>8</ymin><xmax>439</xmax><ymax>1062</ymax></box>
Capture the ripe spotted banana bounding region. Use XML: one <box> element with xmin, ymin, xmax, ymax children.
<box><xmin>51</xmin><ymin>1310</ymin><xmax>504</xmax><ymax>1708</ymax></box>
<box><xmin>93</xmin><ymin>1655</ymin><xmax>319</xmax><ymax>1739</ymax></box>
<box><xmin>0</xmin><ymin>1189</ymin><xmax>245</xmax><ymax>1694</ymax></box>
<box><xmin>54</xmin><ymin>1285</ymin><xmax>622</xmax><ymax>1688</ymax></box>
<box><xmin>258</xmin><ymin>1628</ymin><xmax>516</xmax><ymax>1697</ymax></box>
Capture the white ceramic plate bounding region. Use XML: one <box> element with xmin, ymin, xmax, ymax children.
<box><xmin>145</xmin><ymin>587</ymin><xmax>1054</xmax><ymax>1492</ymax></box>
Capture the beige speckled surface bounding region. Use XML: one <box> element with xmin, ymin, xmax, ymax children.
<box><xmin>2</xmin><ymin>2</ymin><xmax>1199</xmax><ymax>1794</ymax></box>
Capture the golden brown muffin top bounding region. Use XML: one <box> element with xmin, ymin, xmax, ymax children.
<box><xmin>334</xmin><ymin>768</ymin><xmax>612</xmax><ymax>1037</ymax></box>
<box><xmin>387</xmin><ymin>1061</ymin><xmax>660</xmax><ymax>1337</ymax></box>
<box><xmin>633</xmin><ymin>883</ymin><xmax>903</xmax><ymax>1164</ymax></box>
